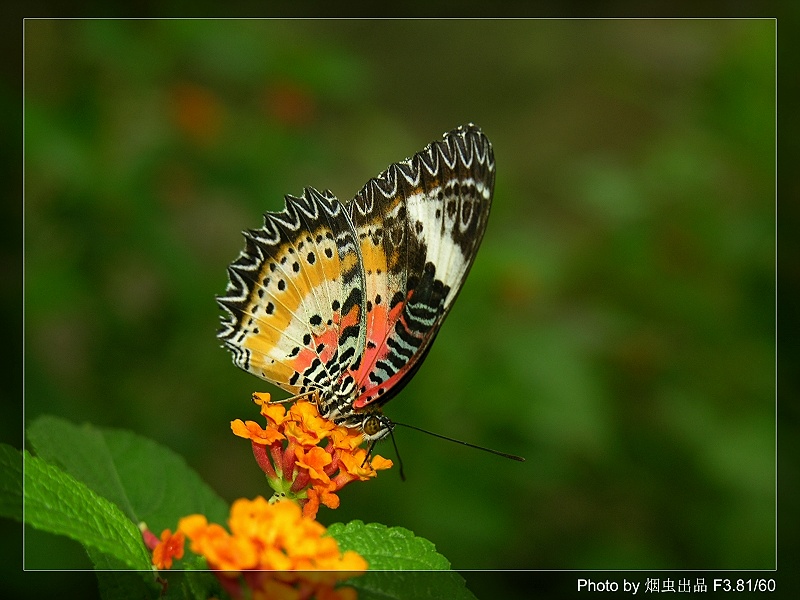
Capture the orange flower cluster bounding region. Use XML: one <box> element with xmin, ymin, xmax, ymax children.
<box><xmin>231</xmin><ymin>393</ymin><xmax>392</xmax><ymax>519</ymax></box>
<box><xmin>147</xmin><ymin>497</ymin><xmax>366</xmax><ymax>600</ymax></box>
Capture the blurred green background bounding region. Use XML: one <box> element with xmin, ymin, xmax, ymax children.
<box><xmin>20</xmin><ymin>18</ymin><xmax>773</xmax><ymax>597</ymax></box>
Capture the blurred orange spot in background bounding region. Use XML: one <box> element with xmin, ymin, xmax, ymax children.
<box><xmin>170</xmin><ymin>82</ymin><xmax>224</xmax><ymax>145</ymax></box>
<box><xmin>262</xmin><ymin>80</ymin><xmax>317</xmax><ymax>127</ymax></box>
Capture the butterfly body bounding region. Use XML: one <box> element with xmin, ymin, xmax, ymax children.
<box><xmin>218</xmin><ymin>124</ymin><xmax>495</xmax><ymax>441</ymax></box>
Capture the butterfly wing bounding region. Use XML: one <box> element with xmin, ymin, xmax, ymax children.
<box><xmin>217</xmin><ymin>187</ymin><xmax>366</xmax><ymax>396</ymax></box>
<box><xmin>347</xmin><ymin>124</ymin><xmax>495</xmax><ymax>410</ymax></box>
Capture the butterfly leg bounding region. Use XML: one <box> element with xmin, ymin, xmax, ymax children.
<box><xmin>250</xmin><ymin>389</ymin><xmax>320</xmax><ymax>406</ymax></box>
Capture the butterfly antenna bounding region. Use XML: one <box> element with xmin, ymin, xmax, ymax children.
<box><xmin>388</xmin><ymin>427</ymin><xmax>406</xmax><ymax>481</ymax></box>
<box><xmin>393</xmin><ymin>422</ymin><xmax>526</xmax><ymax>462</ymax></box>
<box><xmin>363</xmin><ymin>439</ymin><xmax>376</xmax><ymax>464</ymax></box>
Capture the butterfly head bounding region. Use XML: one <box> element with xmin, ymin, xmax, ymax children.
<box><xmin>330</xmin><ymin>407</ymin><xmax>393</xmax><ymax>442</ymax></box>
<box><xmin>360</xmin><ymin>412</ymin><xmax>394</xmax><ymax>442</ymax></box>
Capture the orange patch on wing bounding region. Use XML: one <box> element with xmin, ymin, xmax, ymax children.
<box><xmin>361</xmin><ymin>241</ymin><xmax>388</xmax><ymax>275</ymax></box>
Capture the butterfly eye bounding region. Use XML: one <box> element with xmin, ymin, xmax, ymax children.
<box><xmin>362</xmin><ymin>414</ymin><xmax>394</xmax><ymax>442</ymax></box>
<box><xmin>362</xmin><ymin>415</ymin><xmax>382</xmax><ymax>437</ymax></box>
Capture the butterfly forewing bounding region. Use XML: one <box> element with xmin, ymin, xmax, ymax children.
<box><xmin>347</xmin><ymin>124</ymin><xmax>495</xmax><ymax>410</ymax></box>
<box><xmin>217</xmin><ymin>187</ymin><xmax>366</xmax><ymax>396</ymax></box>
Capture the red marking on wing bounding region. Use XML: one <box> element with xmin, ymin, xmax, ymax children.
<box><xmin>351</xmin><ymin>297</ymin><xmax>416</xmax><ymax>410</ymax></box>
<box><xmin>287</xmin><ymin>302</ymin><xmax>362</xmax><ymax>375</ymax></box>
<box><xmin>352</xmin><ymin>302</ymin><xmax>401</xmax><ymax>384</ymax></box>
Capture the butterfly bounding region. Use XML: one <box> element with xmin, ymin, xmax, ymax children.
<box><xmin>217</xmin><ymin>124</ymin><xmax>495</xmax><ymax>443</ymax></box>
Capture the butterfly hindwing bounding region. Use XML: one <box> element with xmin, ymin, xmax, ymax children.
<box><xmin>217</xmin><ymin>187</ymin><xmax>366</xmax><ymax>395</ymax></box>
<box><xmin>348</xmin><ymin>124</ymin><xmax>495</xmax><ymax>410</ymax></box>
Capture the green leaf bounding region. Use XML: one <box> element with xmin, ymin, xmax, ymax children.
<box><xmin>22</xmin><ymin>450</ymin><xmax>152</xmax><ymax>570</ymax></box>
<box><xmin>0</xmin><ymin>443</ymin><xmax>22</xmax><ymax>520</ymax></box>
<box><xmin>27</xmin><ymin>416</ymin><xmax>136</xmax><ymax>518</ymax></box>
<box><xmin>328</xmin><ymin>522</ymin><xmax>476</xmax><ymax>599</ymax></box>
<box><xmin>27</xmin><ymin>415</ymin><xmax>229</xmax><ymax>532</ymax></box>
<box><xmin>328</xmin><ymin>520</ymin><xmax>451</xmax><ymax>570</ymax></box>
